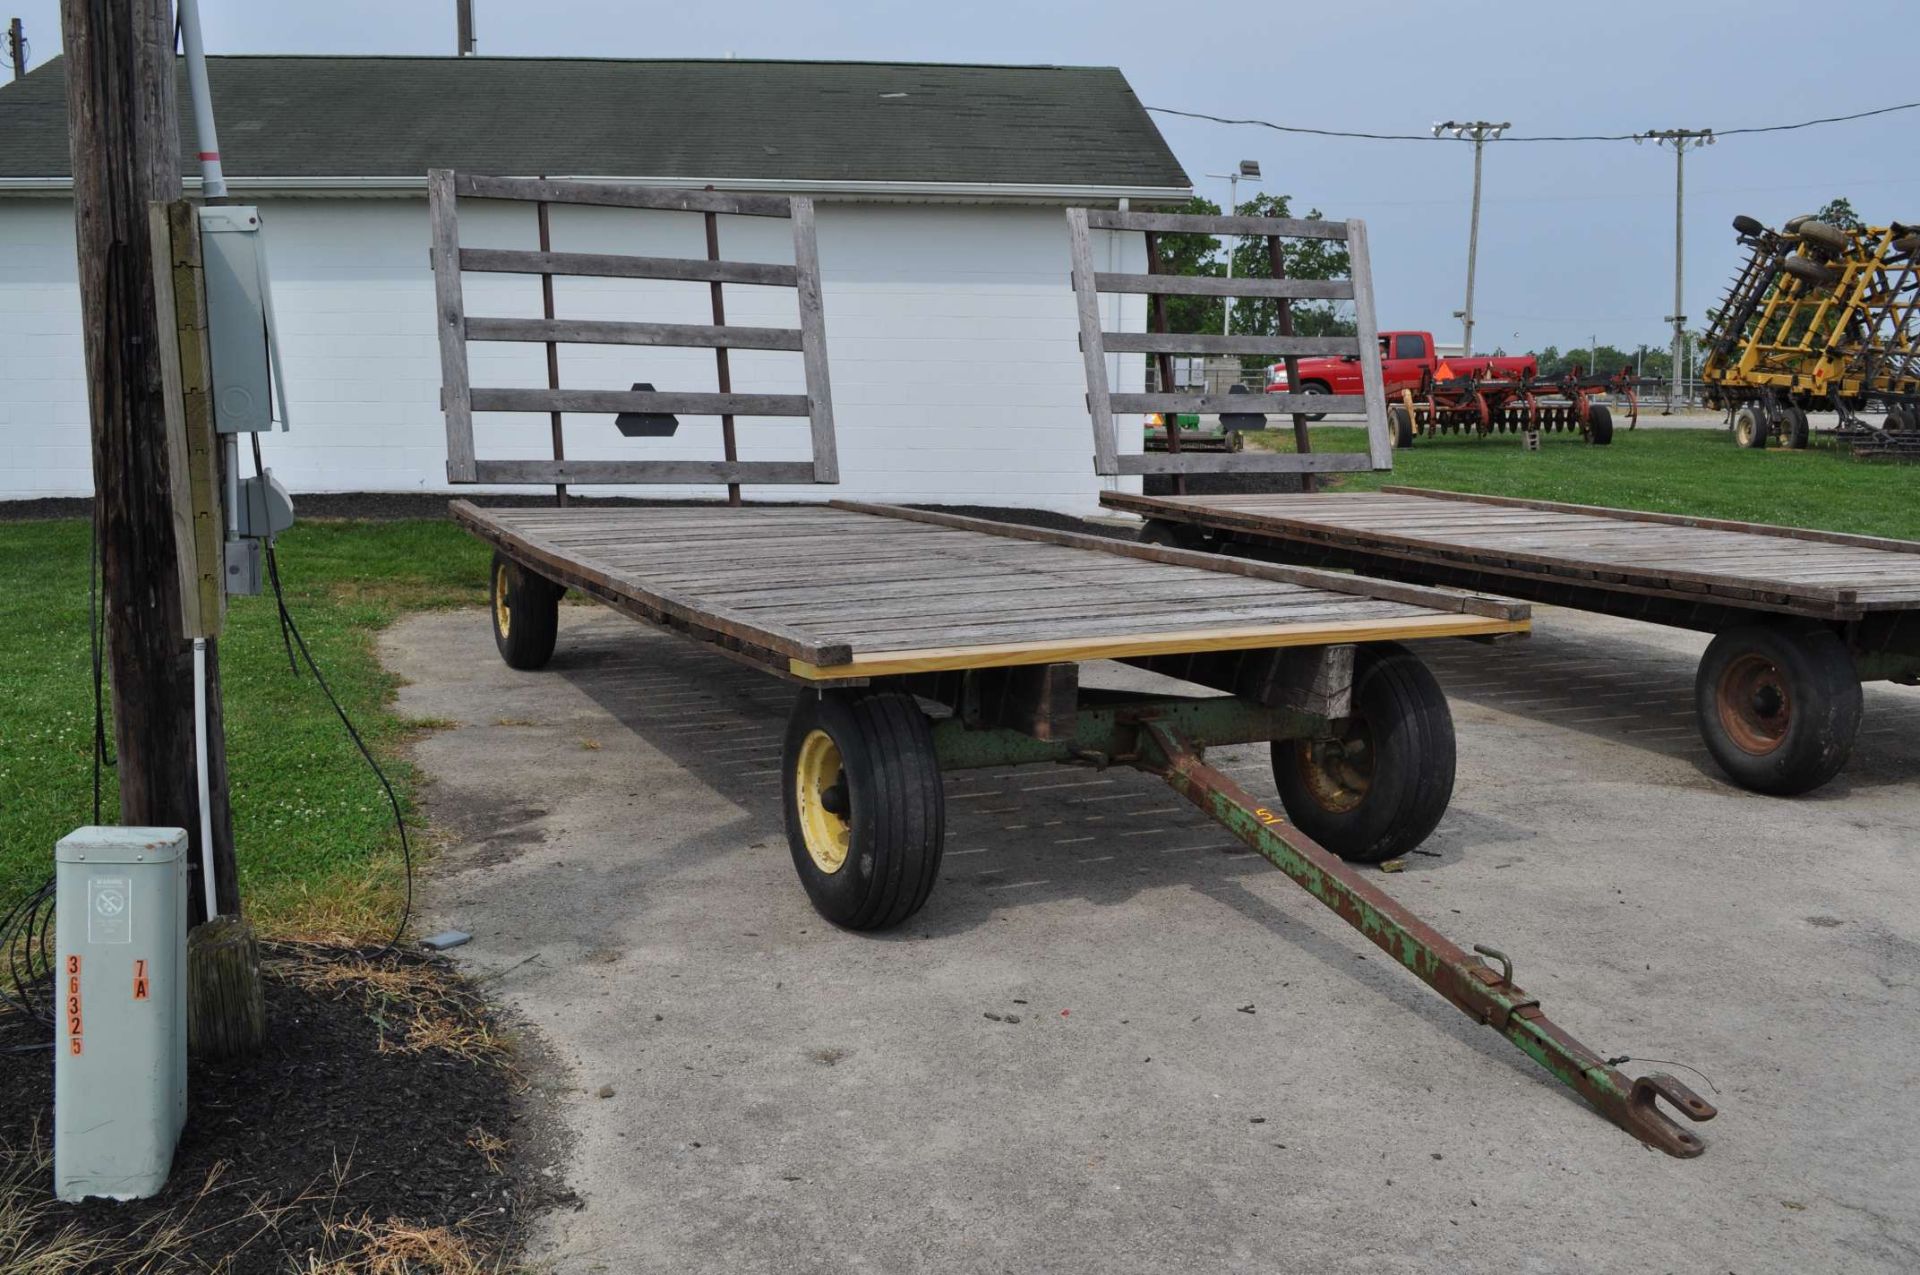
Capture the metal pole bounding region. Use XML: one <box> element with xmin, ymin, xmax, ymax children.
<box><xmin>1463</xmin><ymin>132</ymin><xmax>1483</xmax><ymax>357</ymax></box>
<box><xmin>456</xmin><ymin>0</ymin><xmax>476</xmax><ymax>55</ymax></box>
<box><xmin>1222</xmin><ymin>171</ymin><xmax>1237</xmax><ymax>337</ymax></box>
<box><xmin>1671</xmin><ymin>140</ymin><xmax>1684</xmax><ymax>412</ymax></box>
<box><xmin>175</xmin><ymin>0</ymin><xmax>225</xmax><ymax>199</ymax></box>
<box><xmin>1435</xmin><ymin>122</ymin><xmax>1505</xmax><ymax>358</ymax></box>
<box><xmin>1640</xmin><ymin>127</ymin><xmax>1711</xmax><ymax>414</ymax></box>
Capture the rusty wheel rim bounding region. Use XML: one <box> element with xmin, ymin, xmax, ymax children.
<box><xmin>1295</xmin><ymin>722</ymin><xmax>1374</xmax><ymax>814</ymax></box>
<box><xmin>1716</xmin><ymin>653</ymin><xmax>1792</xmax><ymax>755</ymax></box>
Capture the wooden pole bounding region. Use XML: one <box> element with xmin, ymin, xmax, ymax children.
<box><xmin>1142</xmin><ymin>229</ymin><xmax>1183</xmax><ymax>496</ymax></box>
<box><xmin>704</xmin><ymin>208</ymin><xmax>742</xmax><ymax>506</ymax></box>
<box><xmin>7</xmin><ymin>18</ymin><xmax>24</xmax><ymax>81</ymax></box>
<box><xmin>534</xmin><ymin>196</ymin><xmax>568</xmax><ymax>507</ymax></box>
<box><xmin>1267</xmin><ymin>233</ymin><xmax>1316</xmax><ymax>493</ymax></box>
<box><xmin>62</xmin><ymin>0</ymin><xmax>240</xmax><ymax>924</ymax></box>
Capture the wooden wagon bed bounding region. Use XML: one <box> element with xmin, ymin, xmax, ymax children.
<box><xmin>451</xmin><ymin>500</ymin><xmax>1528</xmax><ymax>682</ymax></box>
<box><xmin>1104</xmin><ymin>486</ymin><xmax>1920</xmax><ymax>622</ymax></box>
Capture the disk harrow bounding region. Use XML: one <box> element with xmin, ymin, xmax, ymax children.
<box><xmin>1702</xmin><ymin>213</ymin><xmax>1920</xmax><ymax>457</ymax></box>
<box><xmin>1391</xmin><ymin>366</ymin><xmax>1632</xmax><ymax>449</ymax></box>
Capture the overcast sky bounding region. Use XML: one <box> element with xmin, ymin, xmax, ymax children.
<box><xmin>12</xmin><ymin>0</ymin><xmax>1916</xmax><ymax>356</ymax></box>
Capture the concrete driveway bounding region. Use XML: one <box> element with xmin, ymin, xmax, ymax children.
<box><xmin>383</xmin><ymin>603</ymin><xmax>1920</xmax><ymax>1274</ymax></box>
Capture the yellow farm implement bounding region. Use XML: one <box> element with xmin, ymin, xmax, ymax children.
<box><xmin>1701</xmin><ymin>214</ymin><xmax>1920</xmax><ymax>456</ymax></box>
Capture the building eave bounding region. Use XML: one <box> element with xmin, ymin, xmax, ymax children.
<box><xmin>0</xmin><ymin>174</ymin><xmax>1195</xmax><ymax>205</ymax></box>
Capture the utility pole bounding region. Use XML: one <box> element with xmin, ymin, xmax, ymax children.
<box><xmin>1433</xmin><ymin>121</ymin><xmax>1507</xmax><ymax>357</ymax></box>
<box><xmin>456</xmin><ymin>0</ymin><xmax>476</xmax><ymax>55</ymax></box>
<box><xmin>7</xmin><ymin>17</ymin><xmax>24</xmax><ymax>80</ymax></box>
<box><xmin>60</xmin><ymin>0</ymin><xmax>239</xmax><ymax>922</ymax></box>
<box><xmin>1205</xmin><ymin>159</ymin><xmax>1261</xmax><ymax>338</ymax></box>
<box><xmin>1638</xmin><ymin>127</ymin><xmax>1714</xmax><ymax>413</ymax></box>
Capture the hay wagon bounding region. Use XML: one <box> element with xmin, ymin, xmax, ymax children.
<box><xmin>1107</xmin><ymin>486</ymin><xmax>1920</xmax><ymax>796</ymax></box>
<box><xmin>427</xmin><ymin>175</ymin><xmax>1715</xmax><ymax>1156</ymax></box>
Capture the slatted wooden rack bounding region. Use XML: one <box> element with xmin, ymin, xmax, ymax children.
<box><xmin>429</xmin><ymin>171</ymin><xmax>837</xmax><ymax>499</ymax></box>
<box><xmin>1066</xmin><ymin>207</ymin><xmax>1392</xmax><ymax>479</ymax></box>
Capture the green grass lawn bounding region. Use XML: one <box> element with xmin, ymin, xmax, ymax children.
<box><xmin>4</xmin><ymin>426</ymin><xmax>1913</xmax><ymax>935</ymax></box>
<box><xmin>0</xmin><ymin>519</ymin><xmax>488</xmax><ymax>938</ymax></box>
<box><xmin>1259</xmin><ymin>425</ymin><xmax>1920</xmax><ymax>541</ymax></box>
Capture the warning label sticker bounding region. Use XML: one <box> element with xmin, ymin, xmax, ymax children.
<box><xmin>88</xmin><ymin>876</ymin><xmax>132</xmax><ymax>945</ymax></box>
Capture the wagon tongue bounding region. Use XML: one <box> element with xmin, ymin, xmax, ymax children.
<box><xmin>1138</xmin><ymin>720</ymin><xmax>1718</xmax><ymax>1158</ymax></box>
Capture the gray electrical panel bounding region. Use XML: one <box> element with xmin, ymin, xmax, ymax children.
<box><xmin>198</xmin><ymin>206</ymin><xmax>278</xmax><ymax>435</ymax></box>
<box><xmin>54</xmin><ymin>827</ymin><xmax>188</xmax><ymax>1202</ymax></box>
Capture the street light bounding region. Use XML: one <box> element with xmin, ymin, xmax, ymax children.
<box><xmin>1432</xmin><ymin>120</ymin><xmax>1508</xmax><ymax>357</ymax></box>
<box><xmin>1636</xmin><ymin>127</ymin><xmax>1714</xmax><ymax>412</ymax></box>
<box><xmin>1206</xmin><ymin>159</ymin><xmax>1262</xmax><ymax>335</ymax></box>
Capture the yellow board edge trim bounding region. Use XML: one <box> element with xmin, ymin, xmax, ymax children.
<box><xmin>788</xmin><ymin>614</ymin><xmax>1530</xmax><ymax>680</ymax></box>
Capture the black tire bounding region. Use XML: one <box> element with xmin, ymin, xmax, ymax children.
<box><xmin>1585</xmin><ymin>403</ymin><xmax>1614</xmax><ymax>445</ymax></box>
<box><xmin>782</xmin><ymin>688</ymin><xmax>945</xmax><ymax>930</ymax></box>
<box><xmin>1390</xmin><ymin>404</ymin><xmax>1415</xmax><ymax>448</ymax></box>
<box><xmin>490</xmin><ymin>551</ymin><xmax>562</xmax><ymax>670</ymax></box>
<box><xmin>1733</xmin><ymin>404</ymin><xmax>1769</xmax><ymax>449</ymax></box>
<box><xmin>1731</xmin><ymin>214</ymin><xmax>1765</xmax><ymax>236</ymax></box>
<box><xmin>1294</xmin><ymin>382</ymin><xmax>1331</xmax><ymax>422</ymax></box>
<box><xmin>1785</xmin><ymin>405</ymin><xmax>1811</xmax><ymax>449</ymax></box>
<box><xmin>1782</xmin><ymin>214</ymin><xmax>1814</xmax><ymax>234</ymax></box>
<box><xmin>1783</xmin><ymin>256</ymin><xmax>1839</xmax><ymax>289</ymax></box>
<box><xmin>1695</xmin><ymin>623</ymin><xmax>1861</xmax><ymax>796</ymax></box>
<box><xmin>1271</xmin><ymin>643</ymin><xmax>1455</xmax><ymax>863</ymax></box>
<box><xmin>1796</xmin><ymin>220</ymin><xmax>1849</xmax><ymax>254</ymax></box>
<box><xmin>1894</xmin><ymin>234</ymin><xmax>1920</xmax><ymax>259</ymax></box>
<box><xmin>1140</xmin><ymin>519</ymin><xmax>1208</xmax><ymax>551</ymax></box>
<box><xmin>1886</xmin><ymin>406</ymin><xmax>1917</xmax><ymax>434</ymax></box>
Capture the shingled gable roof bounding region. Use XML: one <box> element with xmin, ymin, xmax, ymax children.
<box><xmin>0</xmin><ymin>55</ymin><xmax>1191</xmax><ymax>197</ymax></box>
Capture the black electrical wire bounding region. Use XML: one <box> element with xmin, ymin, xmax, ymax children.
<box><xmin>252</xmin><ymin>437</ymin><xmax>415</xmax><ymax>952</ymax></box>
<box><xmin>1144</xmin><ymin>99</ymin><xmax>1920</xmax><ymax>144</ymax></box>
<box><xmin>89</xmin><ymin>491</ymin><xmax>113</xmax><ymax>817</ymax></box>
<box><xmin>0</xmin><ymin>879</ymin><xmax>55</xmax><ymax>1033</ymax></box>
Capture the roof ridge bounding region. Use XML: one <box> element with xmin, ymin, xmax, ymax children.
<box><xmin>175</xmin><ymin>53</ymin><xmax>1124</xmax><ymax>72</ymax></box>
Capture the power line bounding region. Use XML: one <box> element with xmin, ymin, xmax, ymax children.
<box><xmin>1145</xmin><ymin>100</ymin><xmax>1920</xmax><ymax>143</ymax></box>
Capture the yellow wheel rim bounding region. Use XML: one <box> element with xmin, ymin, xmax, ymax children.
<box><xmin>794</xmin><ymin>729</ymin><xmax>851</xmax><ymax>874</ymax></box>
<box><xmin>493</xmin><ymin>562</ymin><xmax>512</xmax><ymax>638</ymax></box>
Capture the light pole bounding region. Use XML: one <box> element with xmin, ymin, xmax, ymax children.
<box><xmin>1433</xmin><ymin>121</ymin><xmax>1507</xmax><ymax>357</ymax></box>
<box><xmin>1637</xmin><ymin>127</ymin><xmax>1714</xmax><ymax>412</ymax></box>
<box><xmin>1205</xmin><ymin>159</ymin><xmax>1261</xmax><ymax>336</ymax></box>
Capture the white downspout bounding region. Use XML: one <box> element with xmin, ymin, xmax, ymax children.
<box><xmin>192</xmin><ymin>639</ymin><xmax>218</xmax><ymax>921</ymax></box>
<box><xmin>182</xmin><ymin>0</ymin><xmax>227</xmax><ymax>922</ymax></box>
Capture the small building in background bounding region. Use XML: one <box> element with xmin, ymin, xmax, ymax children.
<box><xmin>0</xmin><ymin>56</ymin><xmax>1189</xmax><ymax>513</ymax></box>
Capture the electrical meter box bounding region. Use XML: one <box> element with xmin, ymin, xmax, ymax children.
<box><xmin>198</xmin><ymin>205</ymin><xmax>277</xmax><ymax>435</ymax></box>
<box><xmin>54</xmin><ymin>826</ymin><xmax>189</xmax><ymax>1202</ymax></box>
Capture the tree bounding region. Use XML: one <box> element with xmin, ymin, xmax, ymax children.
<box><xmin>1140</xmin><ymin>192</ymin><xmax>1355</xmax><ymax>374</ymax></box>
<box><xmin>1145</xmin><ymin>196</ymin><xmax>1225</xmax><ymax>335</ymax></box>
<box><xmin>1813</xmin><ymin>197</ymin><xmax>1863</xmax><ymax>232</ymax></box>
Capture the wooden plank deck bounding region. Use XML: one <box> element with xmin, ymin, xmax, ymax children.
<box><xmin>1101</xmin><ymin>487</ymin><xmax>1920</xmax><ymax>619</ymax></box>
<box><xmin>451</xmin><ymin>501</ymin><xmax>1528</xmax><ymax>682</ymax></box>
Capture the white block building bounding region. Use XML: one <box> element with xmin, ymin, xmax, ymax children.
<box><xmin>0</xmin><ymin>56</ymin><xmax>1189</xmax><ymax>513</ymax></box>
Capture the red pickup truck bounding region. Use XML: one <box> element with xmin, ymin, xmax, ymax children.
<box><xmin>1268</xmin><ymin>330</ymin><xmax>1536</xmax><ymax>416</ymax></box>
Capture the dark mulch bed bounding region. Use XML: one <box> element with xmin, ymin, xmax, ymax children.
<box><xmin>0</xmin><ymin>943</ymin><xmax>555</xmax><ymax>1273</ymax></box>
